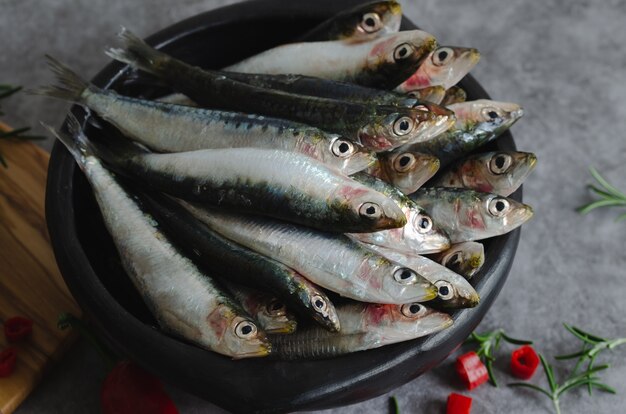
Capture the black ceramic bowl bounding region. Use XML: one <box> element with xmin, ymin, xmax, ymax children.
<box><xmin>46</xmin><ymin>0</ymin><xmax>521</xmax><ymax>412</ymax></box>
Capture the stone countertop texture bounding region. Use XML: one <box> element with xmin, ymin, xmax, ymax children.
<box><xmin>2</xmin><ymin>0</ymin><xmax>626</xmax><ymax>413</ymax></box>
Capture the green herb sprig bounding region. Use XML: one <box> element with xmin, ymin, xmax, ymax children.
<box><xmin>578</xmin><ymin>167</ymin><xmax>626</xmax><ymax>221</ymax></box>
<box><xmin>465</xmin><ymin>329</ymin><xmax>533</xmax><ymax>386</ymax></box>
<box><xmin>0</xmin><ymin>84</ymin><xmax>45</xmax><ymax>167</ymax></box>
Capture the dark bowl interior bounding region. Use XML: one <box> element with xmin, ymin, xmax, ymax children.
<box><xmin>45</xmin><ymin>0</ymin><xmax>521</xmax><ymax>413</ymax></box>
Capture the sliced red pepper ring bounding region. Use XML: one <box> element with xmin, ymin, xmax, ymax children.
<box><xmin>4</xmin><ymin>316</ymin><xmax>34</xmax><ymax>342</ymax></box>
<box><xmin>455</xmin><ymin>351</ymin><xmax>488</xmax><ymax>390</ymax></box>
<box><xmin>447</xmin><ymin>393</ymin><xmax>473</xmax><ymax>414</ymax></box>
<box><xmin>510</xmin><ymin>345</ymin><xmax>540</xmax><ymax>380</ymax></box>
<box><xmin>0</xmin><ymin>347</ymin><xmax>18</xmax><ymax>378</ymax></box>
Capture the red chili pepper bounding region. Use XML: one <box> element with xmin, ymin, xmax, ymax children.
<box><xmin>446</xmin><ymin>393</ymin><xmax>472</xmax><ymax>414</ymax></box>
<box><xmin>455</xmin><ymin>351</ymin><xmax>488</xmax><ymax>390</ymax></box>
<box><xmin>4</xmin><ymin>316</ymin><xmax>34</xmax><ymax>342</ymax></box>
<box><xmin>101</xmin><ymin>360</ymin><xmax>179</xmax><ymax>414</ymax></box>
<box><xmin>510</xmin><ymin>345</ymin><xmax>540</xmax><ymax>380</ymax></box>
<box><xmin>0</xmin><ymin>347</ymin><xmax>18</xmax><ymax>378</ymax></box>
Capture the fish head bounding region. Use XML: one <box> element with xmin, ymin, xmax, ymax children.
<box><xmin>429</xmin><ymin>271</ymin><xmax>480</xmax><ymax>308</ymax></box>
<box><xmin>449</xmin><ymin>99</ymin><xmax>524</xmax><ymax>135</ymax></box>
<box><xmin>362</xmin><ymin>303</ymin><xmax>453</xmax><ymax>344</ymax></box>
<box><xmin>405</xmin><ymin>85</ymin><xmax>447</xmax><ymax>105</ymax></box>
<box><xmin>439</xmin><ymin>242</ymin><xmax>485</xmax><ymax>279</ymax></box>
<box><xmin>290</xmin><ymin>271</ymin><xmax>341</xmax><ymax>332</ymax></box>
<box><xmin>363</xmin><ymin>30</ymin><xmax>438</xmax><ymax>87</ymax></box>
<box><xmin>255</xmin><ymin>298</ymin><xmax>297</xmax><ymax>334</ymax></box>
<box><xmin>212</xmin><ymin>305</ymin><xmax>272</xmax><ymax>359</ymax></box>
<box><xmin>380</xmin><ymin>151</ymin><xmax>440</xmax><ymax>194</ymax></box>
<box><xmin>476</xmin><ymin>193</ymin><xmax>534</xmax><ymax>234</ymax></box>
<box><xmin>345</xmin><ymin>185</ymin><xmax>407</xmax><ymax>229</ymax></box>
<box><xmin>421</xmin><ymin>46</ymin><xmax>481</xmax><ymax>90</ymax></box>
<box><xmin>402</xmin><ymin>205</ymin><xmax>451</xmax><ymax>253</ymax></box>
<box><xmin>375</xmin><ymin>258</ymin><xmax>438</xmax><ymax>303</ymax></box>
<box><xmin>351</xmin><ymin>1</ymin><xmax>403</xmax><ymax>41</ymax></box>
<box><xmin>465</xmin><ymin>151</ymin><xmax>537</xmax><ymax>196</ymax></box>
<box><xmin>322</xmin><ymin>134</ymin><xmax>376</xmax><ymax>175</ymax></box>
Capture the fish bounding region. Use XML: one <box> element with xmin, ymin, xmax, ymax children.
<box><xmin>390</xmin><ymin>99</ymin><xmax>524</xmax><ymax>168</ymax></box>
<box><xmin>430</xmin><ymin>242</ymin><xmax>485</xmax><ymax>279</ymax></box>
<box><xmin>33</xmin><ymin>57</ymin><xmax>374</xmax><ymax>175</ymax></box>
<box><xmin>44</xmin><ymin>116</ymin><xmax>270</xmax><ymax>359</ymax></box>
<box><xmin>360</xmin><ymin>244</ymin><xmax>479</xmax><ymax>308</ymax></box>
<box><xmin>430</xmin><ymin>151</ymin><xmax>537</xmax><ymax>196</ymax></box>
<box><xmin>222</xmin><ymin>282</ymin><xmax>298</xmax><ymax>334</ymax></box>
<box><xmin>406</xmin><ymin>85</ymin><xmax>446</xmax><ymax>104</ymax></box>
<box><xmin>270</xmin><ymin>302</ymin><xmax>452</xmax><ymax>359</ymax></box>
<box><xmin>132</xmin><ymin>190</ymin><xmax>341</xmax><ymax>332</ymax></box>
<box><xmin>224</xmin><ymin>30</ymin><xmax>438</xmax><ymax>89</ymax></box>
<box><xmin>410</xmin><ymin>187</ymin><xmax>534</xmax><ymax>243</ymax></box>
<box><xmin>105</xmin><ymin>30</ymin><xmax>445</xmax><ymax>151</ymax></box>
<box><xmin>440</xmin><ymin>86</ymin><xmax>467</xmax><ymax>106</ymax></box>
<box><xmin>370</xmin><ymin>150</ymin><xmax>440</xmax><ymax>194</ymax></box>
<box><xmin>396</xmin><ymin>46</ymin><xmax>480</xmax><ymax>92</ymax></box>
<box><xmin>297</xmin><ymin>0</ymin><xmax>402</xmax><ymax>43</ymax></box>
<box><xmin>349</xmin><ymin>172</ymin><xmax>450</xmax><ymax>254</ymax></box>
<box><xmin>181</xmin><ymin>205</ymin><xmax>439</xmax><ymax>304</ymax></box>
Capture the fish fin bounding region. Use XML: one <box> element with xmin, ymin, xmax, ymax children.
<box><xmin>105</xmin><ymin>27</ymin><xmax>166</xmax><ymax>77</ymax></box>
<box><xmin>40</xmin><ymin>114</ymin><xmax>92</xmax><ymax>167</ymax></box>
<box><xmin>30</xmin><ymin>56</ymin><xmax>96</xmax><ymax>103</ymax></box>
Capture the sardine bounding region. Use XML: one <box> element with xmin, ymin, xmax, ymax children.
<box><xmin>396</xmin><ymin>46</ymin><xmax>480</xmax><ymax>92</ymax></box>
<box><xmin>298</xmin><ymin>1</ymin><xmax>402</xmax><ymax>43</ymax></box>
<box><xmin>181</xmin><ymin>206</ymin><xmax>438</xmax><ymax>304</ymax></box>
<box><xmin>45</xmin><ymin>117</ymin><xmax>270</xmax><ymax>359</ymax></box>
<box><xmin>391</xmin><ymin>99</ymin><xmax>524</xmax><ymax>168</ymax></box>
<box><xmin>132</xmin><ymin>190</ymin><xmax>341</xmax><ymax>331</ymax></box>
<box><xmin>105</xmin><ymin>30</ymin><xmax>445</xmax><ymax>151</ymax></box>
<box><xmin>34</xmin><ymin>57</ymin><xmax>374</xmax><ymax>175</ymax></box>
<box><xmin>410</xmin><ymin>187</ymin><xmax>533</xmax><ymax>243</ymax></box>
<box><xmin>430</xmin><ymin>242</ymin><xmax>485</xmax><ymax>279</ymax></box>
<box><xmin>430</xmin><ymin>151</ymin><xmax>537</xmax><ymax>196</ymax></box>
<box><xmin>440</xmin><ymin>86</ymin><xmax>467</xmax><ymax>106</ymax></box>
<box><xmin>224</xmin><ymin>30</ymin><xmax>438</xmax><ymax>89</ymax></box>
<box><xmin>349</xmin><ymin>172</ymin><xmax>450</xmax><ymax>254</ymax></box>
<box><xmin>371</xmin><ymin>150</ymin><xmax>440</xmax><ymax>194</ymax></box>
<box><xmin>270</xmin><ymin>302</ymin><xmax>452</xmax><ymax>359</ymax></box>
<box><xmin>222</xmin><ymin>282</ymin><xmax>298</xmax><ymax>334</ymax></box>
<box><xmin>360</xmin><ymin>244</ymin><xmax>479</xmax><ymax>308</ymax></box>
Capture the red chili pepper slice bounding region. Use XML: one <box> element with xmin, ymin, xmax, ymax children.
<box><xmin>446</xmin><ymin>393</ymin><xmax>472</xmax><ymax>414</ymax></box>
<box><xmin>0</xmin><ymin>347</ymin><xmax>18</xmax><ymax>378</ymax></box>
<box><xmin>455</xmin><ymin>351</ymin><xmax>488</xmax><ymax>390</ymax></box>
<box><xmin>4</xmin><ymin>316</ymin><xmax>34</xmax><ymax>342</ymax></box>
<box><xmin>101</xmin><ymin>361</ymin><xmax>179</xmax><ymax>414</ymax></box>
<box><xmin>510</xmin><ymin>345</ymin><xmax>540</xmax><ymax>380</ymax></box>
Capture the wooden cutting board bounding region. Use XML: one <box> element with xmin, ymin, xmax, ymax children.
<box><xmin>0</xmin><ymin>123</ymin><xmax>81</xmax><ymax>414</ymax></box>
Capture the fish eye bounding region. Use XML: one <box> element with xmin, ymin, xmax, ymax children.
<box><xmin>393</xmin><ymin>267</ymin><xmax>418</xmax><ymax>285</ymax></box>
<box><xmin>392</xmin><ymin>152</ymin><xmax>416</xmax><ymax>173</ymax></box>
<box><xmin>359</xmin><ymin>202</ymin><xmax>382</xmax><ymax>219</ymax></box>
<box><xmin>330</xmin><ymin>138</ymin><xmax>356</xmax><ymax>158</ymax></box>
<box><xmin>360</xmin><ymin>12</ymin><xmax>382</xmax><ymax>33</ymax></box>
<box><xmin>266</xmin><ymin>299</ymin><xmax>287</xmax><ymax>316</ymax></box>
<box><xmin>435</xmin><ymin>280</ymin><xmax>455</xmax><ymax>300</ymax></box>
<box><xmin>401</xmin><ymin>303</ymin><xmax>427</xmax><ymax>318</ymax></box>
<box><xmin>406</xmin><ymin>91</ymin><xmax>419</xmax><ymax>99</ymax></box>
<box><xmin>481</xmin><ymin>107</ymin><xmax>502</xmax><ymax>122</ymax></box>
<box><xmin>489</xmin><ymin>153</ymin><xmax>513</xmax><ymax>174</ymax></box>
<box><xmin>235</xmin><ymin>320</ymin><xmax>258</xmax><ymax>339</ymax></box>
<box><xmin>392</xmin><ymin>116</ymin><xmax>415</xmax><ymax>136</ymax></box>
<box><xmin>311</xmin><ymin>294</ymin><xmax>328</xmax><ymax>312</ymax></box>
<box><xmin>393</xmin><ymin>43</ymin><xmax>415</xmax><ymax>61</ymax></box>
<box><xmin>432</xmin><ymin>47</ymin><xmax>454</xmax><ymax>66</ymax></box>
<box><xmin>414</xmin><ymin>214</ymin><xmax>433</xmax><ymax>233</ymax></box>
<box><xmin>487</xmin><ymin>197</ymin><xmax>510</xmax><ymax>217</ymax></box>
<box><xmin>445</xmin><ymin>251</ymin><xmax>462</xmax><ymax>266</ymax></box>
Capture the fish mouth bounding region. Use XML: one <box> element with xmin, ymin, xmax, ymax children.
<box><xmin>315</xmin><ymin>313</ymin><xmax>341</xmax><ymax>333</ymax></box>
<box><xmin>265</xmin><ymin>321</ymin><xmax>297</xmax><ymax>335</ymax></box>
<box><xmin>388</xmin><ymin>1</ymin><xmax>403</xmax><ymax>15</ymax></box>
<box><xmin>231</xmin><ymin>344</ymin><xmax>272</xmax><ymax>359</ymax></box>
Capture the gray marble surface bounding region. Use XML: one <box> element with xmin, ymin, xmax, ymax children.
<box><xmin>2</xmin><ymin>0</ymin><xmax>626</xmax><ymax>413</ymax></box>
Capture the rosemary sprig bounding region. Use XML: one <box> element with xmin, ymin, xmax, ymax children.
<box><xmin>0</xmin><ymin>83</ymin><xmax>45</xmax><ymax>167</ymax></box>
<box><xmin>509</xmin><ymin>354</ymin><xmax>615</xmax><ymax>414</ymax></box>
<box><xmin>555</xmin><ymin>324</ymin><xmax>626</xmax><ymax>395</ymax></box>
<box><xmin>465</xmin><ymin>329</ymin><xmax>533</xmax><ymax>386</ymax></box>
<box><xmin>577</xmin><ymin>167</ymin><xmax>626</xmax><ymax>221</ymax></box>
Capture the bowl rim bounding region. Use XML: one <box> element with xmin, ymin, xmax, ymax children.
<box><xmin>45</xmin><ymin>0</ymin><xmax>522</xmax><ymax>412</ymax></box>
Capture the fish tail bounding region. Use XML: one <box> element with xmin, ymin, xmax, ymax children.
<box><xmin>105</xmin><ymin>27</ymin><xmax>167</xmax><ymax>76</ymax></box>
<box><xmin>30</xmin><ymin>56</ymin><xmax>95</xmax><ymax>104</ymax></box>
<box><xmin>41</xmin><ymin>114</ymin><xmax>93</xmax><ymax>168</ymax></box>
